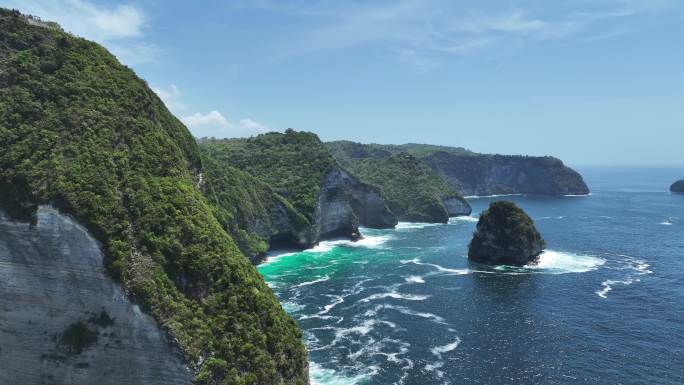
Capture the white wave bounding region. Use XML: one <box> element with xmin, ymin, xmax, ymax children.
<box><xmin>375</xmin><ymin>304</ymin><xmax>446</xmax><ymax>324</ymax></box>
<box><xmin>449</xmin><ymin>215</ymin><xmax>478</xmax><ymax>223</ymax></box>
<box><xmin>424</xmin><ymin>360</ymin><xmax>445</xmax><ymax>378</ymax></box>
<box><xmin>281</xmin><ymin>301</ymin><xmax>305</xmax><ymax>313</ymax></box>
<box><xmin>536</xmin><ymin>216</ymin><xmax>565</xmax><ymax>220</ymax></box>
<box><xmin>464</xmin><ymin>193</ymin><xmax>522</xmax><ymax>198</ymax></box>
<box><xmin>596</xmin><ymin>258</ymin><xmax>651</xmax><ymax>298</ymax></box>
<box><xmin>298</xmin><ymin>314</ymin><xmax>336</xmax><ymax>321</ymax></box>
<box><xmin>305</xmin><ymin>234</ymin><xmax>393</xmax><ymax>254</ymax></box>
<box><xmin>430</xmin><ymin>336</ymin><xmax>462</xmax><ymax>359</ymax></box>
<box><xmin>659</xmin><ymin>218</ymin><xmax>673</xmax><ymax>226</ymax></box>
<box><xmin>310</xmin><ymin>362</ymin><xmax>374</xmax><ymax>385</ymax></box>
<box><xmin>259</xmin><ymin>251</ymin><xmax>298</xmax><ymax>266</ymax></box>
<box><xmin>405</xmin><ymin>275</ymin><xmax>425</xmax><ymax>284</ymax></box>
<box><xmin>563</xmin><ymin>193</ymin><xmax>591</xmax><ymax>197</ymax></box>
<box><xmin>402</xmin><ymin>258</ymin><xmax>469</xmax><ymax>275</ymax></box>
<box><xmin>331</xmin><ymin>319</ymin><xmax>397</xmax><ymax>346</ymax></box>
<box><xmin>395</xmin><ymin>222</ymin><xmax>441</xmax><ymax>230</ymax></box>
<box><xmin>292</xmin><ymin>275</ymin><xmax>330</xmax><ymax>288</ymax></box>
<box><xmin>360</xmin><ymin>290</ymin><xmax>431</xmax><ymax>303</ymax></box>
<box><xmin>528</xmin><ymin>250</ymin><xmax>606</xmax><ymax>274</ymax></box>
<box><xmin>321</xmin><ymin>294</ymin><xmax>345</xmax><ymax>314</ymax></box>
<box><xmin>352</xmin><ymin>234</ymin><xmax>394</xmax><ymax>248</ymax></box>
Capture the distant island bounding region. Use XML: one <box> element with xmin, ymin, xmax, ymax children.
<box><xmin>671</xmin><ymin>180</ymin><xmax>684</xmax><ymax>193</ymax></box>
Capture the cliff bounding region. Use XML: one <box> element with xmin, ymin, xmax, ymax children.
<box><xmin>671</xmin><ymin>180</ymin><xmax>684</xmax><ymax>193</ymax></box>
<box><xmin>328</xmin><ymin>141</ymin><xmax>589</xmax><ymax>197</ymax></box>
<box><xmin>468</xmin><ymin>201</ymin><xmax>545</xmax><ymax>266</ymax></box>
<box><xmin>422</xmin><ymin>152</ymin><xmax>589</xmax><ymax>196</ymax></box>
<box><xmin>199</xmin><ymin>131</ymin><xmax>397</xmax><ymax>259</ymax></box>
<box><xmin>326</xmin><ymin>141</ymin><xmax>471</xmax><ymax>223</ymax></box>
<box><xmin>0</xmin><ymin>9</ymin><xmax>307</xmax><ymax>384</ymax></box>
<box><xmin>0</xmin><ymin>207</ymin><xmax>192</xmax><ymax>385</ymax></box>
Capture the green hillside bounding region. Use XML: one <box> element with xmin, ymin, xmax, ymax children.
<box><xmin>326</xmin><ymin>141</ymin><xmax>468</xmax><ymax>222</ymax></box>
<box><xmin>199</xmin><ymin>130</ymin><xmax>336</xmax><ymax>223</ymax></box>
<box><xmin>0</xmin><ymin>9</ymin><xmax>307</xmax><ymax>385</ymax></box>
<box><xmin>200</xmin><ymin>153</ymin><xmax>310</xmax><ymax>260</ymax></box>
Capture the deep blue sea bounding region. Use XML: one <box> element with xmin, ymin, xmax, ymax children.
<box><xmin>259</xmin><ymin>167</ymin><xmax>684</xmax><ymax>385</ymax></box>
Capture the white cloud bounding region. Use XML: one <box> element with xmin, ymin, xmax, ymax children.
<box><xmin>5</xmin><ymin>0</ymin><xmax>153</xmax><ymax>65</ymax></box>
<box><xmin>183</xmin><ymin>111</ymin><xmax>230</xmax><ymax>128</ymax></box>
<box><xmin>152</xmin><ymin>84</ymin><xmax>269</xmax><ymax>138</ymax></box>
<box><xmin>182</xmin><ymin>111</ymin><xmax>270</xmax><ymax>138</ymax></box>
<box><xmin>152</xmin><ymin>84</ymin><xmax>186</xmax><ymax>113</ymax></box>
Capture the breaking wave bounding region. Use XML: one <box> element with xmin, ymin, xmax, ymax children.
<box><xmin>596</xmin><ymin>258</ymin><xmax>652</xmax><ymax>299</ymax></box>
<box><xmin>449</xmin><ymin>215</ymin><xmax>479</xmax><ymax>223</ymax></box>
<box><xmin>310</xmin><ymin>362</ymin><xmax>375</xmax><ymax>385</ymax></box>
<box><xmin>527</xmin><ymin>250</ymin><xmax>606</xmax><ymax>274</ymax></box>
<box><xmin>396</xmin><ymin>222</ymin><xmax>441</xmax><ymax>230</ymax></box>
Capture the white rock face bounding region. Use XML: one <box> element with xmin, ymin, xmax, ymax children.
<box><xmin>0</xmin><ymin>206</ymin><xmax>192</xmax><ymax>385</ymax></box>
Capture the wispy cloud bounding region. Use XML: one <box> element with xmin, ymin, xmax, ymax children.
<box><xmin>182</xmin><ymin>111</ymin><xmax>270</xmax><ymax>138</ymax></box>
<box><xmin>152</xmin><ymin>85</ymin><xmax>270</xmax><ymax>138</ymax></box>
<box><xmin>5</xmin><ymin>0</ymin><xmax>155</xmax><ymax>65</ymax></box>
<box><xmin>152</xmin><ymin>84</ymin><xmax>187</xmax><ymax>113</ymax></box>
<box><xmin>236</xmin><ymin>0</ymin><xmax>674</xmax><ymax>67</ymax></box>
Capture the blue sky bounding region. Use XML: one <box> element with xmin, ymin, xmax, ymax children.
<box><xmin>7</xmin><ymin>0</ymin><xmax>684</xmax><ymax>166</ymax></box>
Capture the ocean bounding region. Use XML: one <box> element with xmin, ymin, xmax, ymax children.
<box><xmin>258</xmin><ymin>166</ymin><xmax>684</xmax><ymax>385</ymax></box>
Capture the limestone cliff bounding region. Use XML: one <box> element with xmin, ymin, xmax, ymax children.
<box><xmin>0</xmin><ymin>207</ymin><xmax>192</xmax><ymax>385</ymax></box>
<box><xmin>328</xmin><ymin>141</ymin><xmax>589</xmax><ymax>198</ymax></box>
<box><xmin>326</xmin><ymin>141</ymin><xmax>472</xmax><ymax>223</ymax></box>
<box><xmin>199</xmin><ymin>133</ymin><xmax>397</xmax><ymax>261</ymax></box>
<box><xmin>422</xmin><ymin>152</ymin><xmax>589</xmax><ymax>196</ymax></box>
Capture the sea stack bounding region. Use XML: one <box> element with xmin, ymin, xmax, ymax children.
<box><xmin>671</xmin><ymin>180</ymin><xmax>684</xmax><ymax>193</ymax></box>
<box><xmin>468</xmin><ymin>201</ymin><xmax>545</xmax><ymax>266</ymax></box>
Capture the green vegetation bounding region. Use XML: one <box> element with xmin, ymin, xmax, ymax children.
<box><xmin>200</xmin><ymin>153</ymin><xmax>310</xmax><ymax>259</ymax></box>
<box><xmin>200</xmin><ymin>130</ymin><xmax>336</xmax><ymax>223</ymax></box>
<box><xmin>326</xmin><ymin>141</ymin><xmax>467</xmax><ymax>222</ymax></box>
<box><xmin>60</xmin><ymin>321</ymin><xmax>98</xmax><ymax>355</ymax></box>
<box><xmin>0</xmin><ymin>9</ymin><xmax>306</xmax><ymax>385</ymax></box>
<box><xmin>372</xmin><ymin>143</ymin><xmax>476</xmax><ymax>158</ymax></box>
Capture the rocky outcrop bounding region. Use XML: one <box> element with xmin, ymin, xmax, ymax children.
<box><xmin>443</xmin><ymin>195</ymin><xmax>472</xmax><ymax>217</ymax></box>
<box><xmin>237</xmin><ymin>167</ymin><xmax>397</xmax><ymax>260</ymax></box>
<box><xmin>671</xmin><ymin>180</ymin><xmax>684</xmax><ymax>193</ymax></box>
<box><xmin>0</xmin><ymin>206</ymin><xmax>192</xmax><ymax>385</ymax></box>
<box><xmin>468</xmin><ymin>201</ymin><xmax>545</xmax><ymax>266</ymax></box>
<box><xmin>313</xmin><ymin>167</ymin><xmax>397</xmax><ymax>240</ymax></box>
<box><xmin>314</xmin><ymin>168</ymin><xmax>359</xmax><ymax>239</ymax></box>
<box><xmin>423</xmin><ymin>152</ymin><xmax>589</xmax><ymax>196</ymax></box>
<box><xmin>335</xmin><ymin>169</ymin><xmax>398</xmax><ymax>229</ymax></box>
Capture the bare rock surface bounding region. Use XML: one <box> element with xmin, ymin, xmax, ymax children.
<box><xmin>0</xmin><ymin>206</ymin><xmax>192</xmax><ymax>385</ymax></box>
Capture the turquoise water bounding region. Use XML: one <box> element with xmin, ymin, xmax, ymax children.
<box><xmin>258</xmin><ymin>167</ymin><xmax>684</xmax><ymax>384</ymax></box>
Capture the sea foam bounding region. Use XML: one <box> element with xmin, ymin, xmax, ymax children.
<box><xmin>395</xmin><ymin>222</ymin><xmax>442</xmax><ymax>230</ymax></box>
<box><xmin>449</xmin><ymin>215</ymin><xmax>479</xmax><ymax>223</ymax></box>
<box><xmin>310</xmin><ymin>362</ymin><xmax>374</xmax><ymax>385</ymax></box>
<box><xmin>596</xmin><ymin>258</ymin><xmax>651</xmax><ymax>299</ymax></box>
<box><xmin>528</xmin><ymin>250</ymin><xmax>606</xmax><ymax>274</ymax></box>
